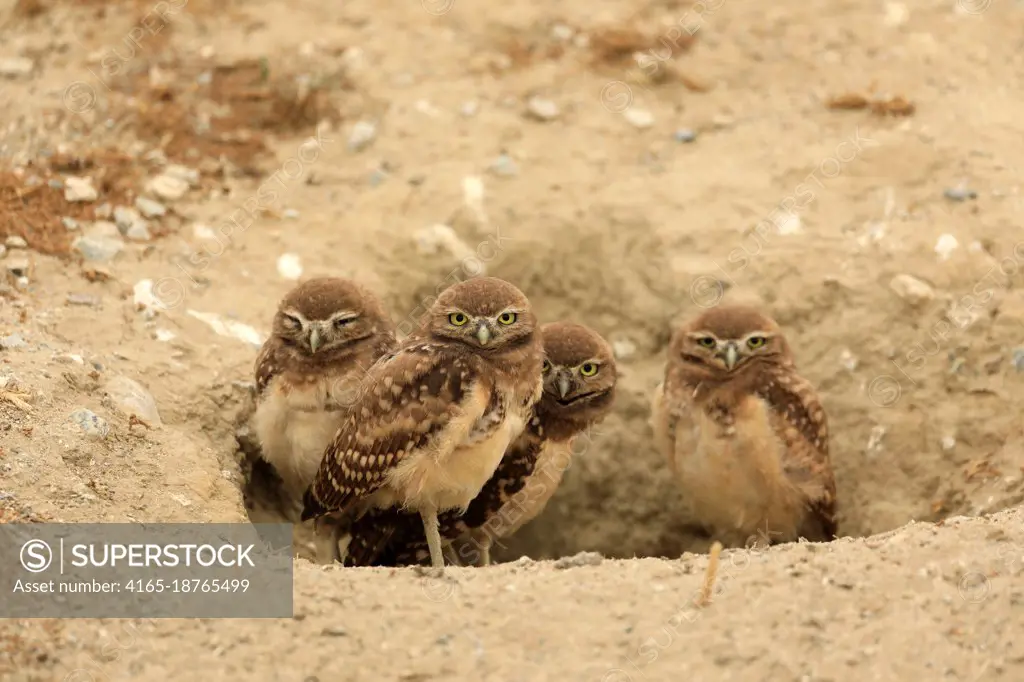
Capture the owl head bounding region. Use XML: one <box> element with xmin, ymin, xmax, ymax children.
<box><xmin>670</xmin><ymin>305</ymin><xmax>793</xmax><ymax>381</ymax></box>
<box><xmin>273</xmin><ymin>277</ymin><xmax>394</xmax><ymax>360</ymax></box>
<box><xmin>425</xmin><ymin>276</ymin><xmax>538</xmax><ymax>354</ymax></box>
<box><xmin>536</xmin><ymin>322</ymin><xmax>617</xmax><ymax>429</ymax></box>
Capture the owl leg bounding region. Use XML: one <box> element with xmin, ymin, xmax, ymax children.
<box><xmin>419</xmin><ymin>507</ymin><xmax>446</xmax><ymax>569</ymax></box>
<box><xmin>442</xmin><ymin>543</ymin><xmax>462</xmax><ymax>566</ymax></box>
<box><xmin>477</xmin><ymin>542</ymin><xmax>492</xmax><ymax>567</ymax></box>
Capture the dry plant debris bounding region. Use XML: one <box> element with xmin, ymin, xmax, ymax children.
<box><xmin>827</xmin><ymin>93</ymin><xmax>916</xmax><ymax>117</ymax></box>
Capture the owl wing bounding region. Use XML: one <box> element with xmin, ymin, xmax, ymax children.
<box><xmin>650</xmin><ymin>376</ymin><xmax>700</xmax><ymax>478</ymax></box>
<box><xmin>300</xmin><ymin>343</ymin><xmax>493</xmax><ymax>522</ymax></box>
<box><xmin>253</xmin><ymin>337</ymin><xmax>285</xmax><ymax>399</ymax></box>
<box><xmin>757</xmin><ymin>367</ymin><xmax>837</xmax><ymax>541</ymax></box>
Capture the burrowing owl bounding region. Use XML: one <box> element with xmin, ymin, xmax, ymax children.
<box><xmin>342</xmin><ymin>321</ymin><xmax>618</xmax><ymax>567</ymax></box>
<box><xmin>301</xmin><ymin>276</ymin><xmax>544</xmax><ymax>568</ymax></box>
<box><xmin>252</xmin><ymin>277</ymin><xmax>397</xmax><ymax>511</ymax></box>
<box><xmin>650</xmin><ymin>305</ymin><xmax>837</xmax><ymax>548</ymax></box>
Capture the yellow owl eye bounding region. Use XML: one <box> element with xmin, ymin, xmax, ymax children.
<box><xmin>696</xmin><ymin>337</ymin><xmax>716</xmax><ymax>349</ymax></box>
<box><xmin>449</xmin><ymin>312</ymin><xmax>468</xmax><ymax>326</ymax></box>
<box><xmin>747</xmin><ymin>336</ymin><xmax>767</xmax><ymax>349</ymax></box>
<box><xmin>580</xmin><ymin>362</ymin><xmax>599</xmax><ymax>377</ymax></box>
<box><xmin>497</xmin><ymin>312</ymin><xmax>517</xmax><ymax>325</ymax></box>
<box><xmin>542</xmin><ymin>359</ymin><xmax>551</xmax><ymax>373</ymax></box>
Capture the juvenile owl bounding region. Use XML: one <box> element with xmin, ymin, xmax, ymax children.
<box><xmin>342</xmin><ymin>321</ymin><xmax>618</xmax><ymax>567</ymax></box>
<box><xmin>252</xmin><ymin>277</ymin><xmax>397</xmax><ymax>514</ymax></box>
<box><xmin>301</xmin><ymin>276</ymin><xmax>544</xmax><ymax>569</ymax></box>
<box><xmin>650</xmin><ymin>305</ymin><xmax>837</xmax><ymax>548</ymax></box>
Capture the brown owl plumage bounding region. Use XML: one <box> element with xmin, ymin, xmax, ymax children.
<box><xmin>301</xmin><ymin>276</ymin><xmax>544</xmax><ymax>568</ymax></box>
<box><xmin>650</xmin><ymin>304</ymin><xmax>837</xmax><ymax>548</ymax></box>
<box><xmin>340</xmin><ymin>321</ymin><xmax>618</xmax><ymax>567</ymax></box>
<box><xmin>252</xmin><ymin>277</ymin><xmax>397</xmax><ymax>509</ymax></box>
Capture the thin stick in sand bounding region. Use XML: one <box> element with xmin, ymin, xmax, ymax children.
<box><xmin>696</xmin><ymin>541</ymin><xmax>723</xmax><ymax>608</ymax></box>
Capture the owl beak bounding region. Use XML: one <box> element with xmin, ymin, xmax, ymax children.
<box><xmin>308</xmin><ymin>327</ymin><xmax>322</xmax><ymax>354</ymax></box>
<box><xmin>556</xmin><ymin>373</ymin><xmax>572</xmax><ymax>399</ymax></box>
<box><xmin>475</xmin><ymin>322</ymin><xmax>492</xmax><ymax>346</ymax></box>
<box><xmin>721</xmin><ymin>342</ymin><xmax>739</xmax><ymax>370</ymax></box>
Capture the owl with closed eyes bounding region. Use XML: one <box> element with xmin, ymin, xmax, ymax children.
<box><xmin>252</xmin><ymin>277</ymin><xmax>397</xmax><ymax>518</ymax></box>
<box><xmin>650</xmin><ymin>305</ymin><xmax>837</xmax><ymax>549</ymax></box>
<box><xmin>301</xmin><ymin>276</ymin><xmax>544</xmax><ymax>569</ymax></box>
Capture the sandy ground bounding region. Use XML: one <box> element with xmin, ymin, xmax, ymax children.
<box><xmin>1</xmin><ymin>0</ymin><xmax>1023</xmax><ymax>679</ymax></box>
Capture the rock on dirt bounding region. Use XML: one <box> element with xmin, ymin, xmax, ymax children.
<box><xmin>889</xmin><ymin>274</ymin><xmax>935</xmax><ymax>305</ymax></box>
<box><xmin>146</xmin><ymin>173</ymin><xmax>190</xmax><ymax>202</ymax></box>
<box><xmin>104</xmin><ymin>375</ymin><xmax>163</xmax><ymax>427</ymax></box>
<box><xmin>63</xmin><ymin>176</ymin><xmax>98</xmax><ymax>202</ymax></box>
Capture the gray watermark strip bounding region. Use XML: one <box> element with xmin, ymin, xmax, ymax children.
<box><xmin>1</xmin><ymin>523</ymin><xmax>293</xmax><ymax>618</ymax></box>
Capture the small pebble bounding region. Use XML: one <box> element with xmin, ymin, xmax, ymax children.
<box><xmin>192</xmin><ymin>223</ymin><xmax>217</xmax><ymax>240</ymax></box>
<box><xmin>5</xmin><ymin>236</ymin><xmax>27</xmax><ymax>249</ymax></box>
<box><xmin>105</xmin><ymin>375</ymin><xmax>163</xmax><ymax>427</ymax></box>
<box><xmin>87</xmin><ymin>221</ymin><xmax>121</xmax><ymax>239</ymax></box>
<box><xmin>413</xmin><ymin>224</ymin><xmax>479</xmax><ymax>267</ymax></box>
<box><xmin>125</xmin><ymin>223</ymin><xmax>152</xmax><ymax>241</ymax></box>
<box><xmin>283</xmin><ymin>208</ymin><xmax>300</xmax><ymax>219</ymax></box>
<box><xmin>135</xmin><ymin>197</ymin><xmax>167</xmax><ymax>218</ymax></box>
<box><xmin>0</xmin><ymin>334</ymin><xmax>27</xmax><ymax>350</ymax></box>
<box><xmin>839</xmin><ymin>349</ymin><xmax>859</xmax><ymax>371</ymax></box>
<box><xmin>162</xmin><ymin>164</ymin><xmax>200</xmax><ymax>187</ymax></box>
<box><xmin>488</xmin><ymin>153</ymin><xmax>519</xmax><ymax>177</ymax></box>
<box><xmin>0</xmin><ymin>57</ymin><xmax>34</xmax><ymax>78</ymax></box>
<box><xmin>54</xmin><ymin>353</ymin><xmax>85</xmax><ymax>365</ymax></box>
<box><xmin>0</xmin><ymin>244</ymin><xmax>6</xmax><ymax>258</ymax></box>
<box><xmin>943</xmin><ymin>187</ymin><xmax>977</xmax><ymax>202</ymax></box>
<box><xmin>67</xmin><ymin>294</ymin><xmax>100</xmax><ymax>307</ymax></box>
<box><xmin>553</xmin><ymin>552</ymin><xmax>603</xmax><ymax>569</ymax></box>
<box><xmin>276</xmin><ymin>253</ymin><xmax>303</xmax><ymax>280</ymax></box>
<box><xmin>14</xmin><ymin>276</ymin><xmax>28</xmax><ymax>290</ymax></box>
<box><xmin>320</xmin><ymin>627</ymin><xmax>347</xmax><ymax>637</ymax></box>
<box><xmin>941</xmin><ymin>435</ymin><xmax>956</xmax><ymax>452</ymax></box>
<box><xmin>551</xmin><ymin>23</ymin><xmax>575</xmax><ymax>41</ymax></box>
<box><xmin>460</xmin><ymin>101</ymin><xmax>479</xmax><ymax>117</ymax></box>
<box><xmin>94</xmin><ymin>204</ymin><xmax>112</xmax><ymax>219</ymax></box>
<box><xmin>62</xmin><ymin>217</ymin><xmax>80</xmax><ymax>231</ymax></box>
<box><xmin>64</xmin><ymin>176</ymin><xmax>98</xmax><ymax>202</ymax></box>
<box><xmin>146</xmin><ymin>174</ymin><xmax>190</xmax><ymax>202</ymax></box>
<box><xmin>113</xmin><ymin>206</ymin><xmax>147</xmax><ymax>234</ymax></box>
<box><xmin>69</xmin><ymin>408</ymin><xmax>109</xmax><ymax>439</ymax></box>
<box><xmin>133</xmin><ymin>279</ymin><xmax>167</xmax><ymax>313</ymax></box>
<box><xmin>674</xmin><ymin>128</ymin><xmax>698</xmax><ymax>143</ymax></box>
<box><xmin>611</xmin><ymin>340</ymin><xmax>636</xmax><ymax>360</ymax></box>
<box><xmin>1012</xmin><ymin>348</ymin><xmax>1024</xmax><ymax>372</ymax></box>
<box><xmin>186</xmin><ymin>310</ymin><xmax>266</xmax><ymax>347</ymax></box>
<box><xmin>890</xmin><ymin>274</ymin><xmax>935</xmax><ymax>306</ymax></box>
<box><xmin>348</xmin><ymin>121</ymin><xmax>378</xmax><ymax>152</ymax></box>
<box><xmin>623</xmin><ymin>107</ymin><xmax>654</xmax><ymax>129</ymax></box>
<box><xmin>72</xmin><ymin>235</ymin><xmax>123</xmax><ymax>262</ymax></box>
<box><xmin>525</xmin><ymin>96</ymin><xmax>560</xmax><ymax>121</ymax></box>
<box><xmin>935</xmin><ymin>234</ymin><xmax>959</xmax><ymax>261</ymax></box>
<box><xmin>774</xmin><ymin>211</ymin><xmax>803</xmax><ymax>235</ymax></box>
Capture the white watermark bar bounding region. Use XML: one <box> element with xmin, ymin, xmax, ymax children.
<box><xmin>0</xmin><ymin>523</ymin><xmax>293</xmax><ymax>618</ymax></box>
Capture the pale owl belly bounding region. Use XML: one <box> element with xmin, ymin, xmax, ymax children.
<box><xmin>253</xmin><ymin>377</ymin><xmax>351</xmax><ymax>500</ymax></box>
<box><xmin>387</xmin><ymin>411</ymin><xmax>525</xmax><ymax>514</ymax></box>
<box><xmin>678</xmin><ymin>399</ymin><xmax>800</xmax><ymax>543</ymax></box>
